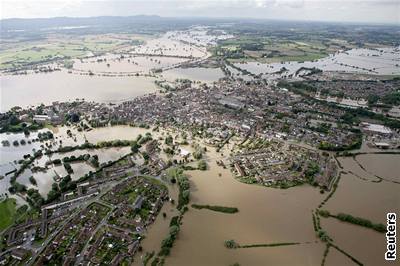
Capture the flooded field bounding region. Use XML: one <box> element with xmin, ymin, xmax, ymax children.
<box><xmin>0</xmin><ymin>28</ymin><xmax>234</xmax><ymax>111</ymax></box>
<box><xmin>325</xmin><ymin>247</ymin><xmax>353</xmax><ymax>266</ymax></box>
<box><xmin>319</xmin><ymin>152</ymin><xmax>400</xmax><ymax>264</ymax></box>
<box><xmin>0</xmin><ymin>71</ymin><xmax>158</xmax><ymax>111</ymax></box>
<box><xmin>161</xmin><ymin>67</ymin><xmax>224</xmax><ymax>83</ymax></box>
<box><xmin>1</xmin><ymin>123</ymin><xmax>399</xmax><ymax>265</ymax></box>
<box><xmin>134</xmin><ymin>183</ymin><xmax>180</xmax><ymax>265</ymax></box>
<box><xmin>168</xmin><ymin>27</ymin><xmax>233</xmax><ymax>47</ymax></box>
<box><xmin>0</xmin><ymin>129</ymin><xmax>49</xmax><ymax>166</ymax></box>
<box><xmin>325</xmin><ymin>156</ymin><xmax>400</xmax><ymax>223</ymax></box>
<box><xmin>235</xmin><ymin>47</ymin><xmax>400</xmax><ymax>77</ymax></box>
<box><xmin>134</xmin><ymin>142</ymin><xmax>400</xmax><ymax>265</ymax></box>
<box><xmin>132</xmin><ymin>33</ymin><xmax>207</xmax><ymax>58</ymax></box>
<box><xmin>0</xmin><ymin>125</ymin><xmax>152</xmax><ymax>197</ymax></box>
<box><xmin>322</xmin><ymin>218</ymin><xmax>388</xmax><ymax>266</ymax></box>
<box><xmin>160</xmin><ymin>147</ymin><xmax>326</xmax><ymax>266</ymax></box>
<box><xmin>355</xmin><ymin>153</ymin><xmax>400</xmax><ymax>182</ymax></box>
<box><xmin>73</xmin><ymin>54</ymin><xmax>187</xmax><ymax>74</ymax></box>
<box><xmin>83</xmin><ymin>125</ymin><xmax>151</xmax><ymax>143</ymax></box>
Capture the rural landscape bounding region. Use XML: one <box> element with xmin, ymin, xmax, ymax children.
<box><xmin>0</xmin><ymin>1</ymin><xmax>399</xmax><ymax>265</ymax></box>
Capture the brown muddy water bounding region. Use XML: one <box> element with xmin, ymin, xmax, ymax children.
<box><xmin>136</xmin><ymin>146</ymin><xmax>326</xmax><ymax>266</ymax></box>
<box><xmin>322</xmin><ymin>155</ymin><xmax>399</xmax><ymax>266</ymax></box>
<box><xmin>161</xmin><ymin>67</ymin><xmax>224</xmax><ymax>83</ymax></box>
<box><xmin>1</xmin><ymin>123</ymin><xmax>399</xmax><ymax>265</ymax></box>
<box><xmin>355</xmin><ymin>154</ymin><xmax>400</xmax><ymax>182</ymax></box>
<box><xmin>327</xmin><ymin>157</ymin><xmax>400</xmax><ymax>222</ymax></box>
<box><xmin>135</xmin><ymin>145</ymin><xmax>399</xmax><ymax>266</ymax></box>
<box><xmin>321</xmin><ymin>218</ymin><xmax>389</xmax><ymax>266</ymax></box>
<box><xmin>325</xmin><ymin>246</ymin><xmax>353</xmax><ymax>266</ymax></box>
<box><xmin>73</xmin><ymin>55</ymin><xmax>187</xmax><ymax>74</ymax></box>
<box><xmin>0</xmin><ymin>71</ymin><xmax>158</xmax><ymax>111</ymax></box>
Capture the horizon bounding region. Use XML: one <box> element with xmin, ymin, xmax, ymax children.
<box><xmin>1</xmin><ymin>14</ymin><xmax>399</xmax><ymax>28</ymax></box>
<box><xmin>1</xmin><ymin>0</ymin><xmax>399</xmax><ymax>25</ymax></box>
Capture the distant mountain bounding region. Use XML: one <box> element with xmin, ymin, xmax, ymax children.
<box><xmin>0</xmin><ymin>15</ymin><xmax>202</xmax><ymax>39</ymax></box>
<box><xmin>1</xmin><ymin>15</ymin><xmax>166</xmax><ymax>30</ymax></box>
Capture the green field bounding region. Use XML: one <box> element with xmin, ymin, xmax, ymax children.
<box><xmin>0</xmin><ymin>198</ymin><xmax>17</xmax><ymax>231</ymax></box>
<box><xmin>0</xmin><ymin>33</ymin><xmax>150</xmax><ymax>70</ymax></box>
<box><xmin>216</xmin><ymin>36</ymin><xmax>348</xmax><ymax>64</ymax></box>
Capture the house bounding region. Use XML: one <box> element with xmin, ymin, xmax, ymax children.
<box><xmin>361</xmin><ymin>122</ymin><xmax>393</xmax><ymax>136</ymax></box>
<box><xmin>133</xmin><ymin>196</ymin><xmax>144</xmax><ymax>210</ymax></box>
<box><xmin>11</xmin><ymin>248</ymin><xmax>29</xmax><ymax>261</ymax></box>
<box><xmin>33</xmin><ymin>115</ymin><xmax>51</xmax><ymax>123</ymax></box>
<box><xmin>234</xmin><ymin>162</ymin><xmax>245</xmax><ymax>177</ymax></box>
<box><xmin>374</xmin><ymin>142</ymin><xmax>390</xmax><ymax>149</ymax></box>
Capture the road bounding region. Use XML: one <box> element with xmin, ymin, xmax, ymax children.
<box><xmin>26</xmin><ymin>174</ymin><xmax>137</xmax><ymax>266</ymax></box>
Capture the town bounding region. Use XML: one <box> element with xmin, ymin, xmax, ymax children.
<box><xmin>1</xmin><ymin>10</ymin><xmax>400</xmax><ymax>266</ymax></box>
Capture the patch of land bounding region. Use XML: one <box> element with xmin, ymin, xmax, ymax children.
<box><xmin>191</xmin><ymin>204</ymin><xmax>239</xmax><ymax>213</ymax></box>
<box><xmin>0</xmin><ymin>198</ymin><xmax>17</xmax><ymax>231</ymax></box>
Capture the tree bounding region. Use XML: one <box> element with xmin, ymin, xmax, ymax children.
<box><xmin>165</xmin><ymin>135</ymin><xmax>173</xmax><ymax>145</ymax></box>
<box><xmin>193</xmin><ymin>150</ymin><xmax>202</xmax><ymax>160</ymax></box>
<box><xmin>59</xmin><ymin>175</ymin><xmax>73</xmax><ymax>192</ymax></box>
<box><xmin>224</xmin><ymin>240</ymin><xmax>239</xmax><ymax>249</ymax></box>
<box><xmin>367</xmin><ymin>94</ymin><xmax>380</xmax><ymax>106</ymax></box>
<box><xmin>29</xmin><ymin>176</ymin><xmax>37</xmax><ymax>186</ymax></box>
<box><xmin>169</xmin><ymin>225</ymin><xmax>179</xmax><ymax>237</ymax></box>
<box><xmin>198</xmin><ymin>160</ymin><xmax>207</xmax><ymax>171</ymax></box>
<box><xmin>142</xmin><ymin>152</ymin><xmax>150</xmax><ymax>161</ymax></box>
<box><xmin>131</xmin><ymin>141</ymin><xmax>140</xmax><ymax>153</ymax></box>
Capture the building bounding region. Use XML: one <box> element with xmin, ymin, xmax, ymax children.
<box><xmin>373</xmin><ymin>142</ymin><xmax>390</xmax><ymax>149</ymax></box>
<box><xmin>361</xmin><ymin>122</ymin><xmax>393</xmax><ymax>136</ymax></box>
<box><xmin>234</xmin><ymin>162</ymin><xmax>245</xmax><ymax>177</ymax></box>
<box><xmin>33</xmin><ymin>115</ymin><xmax>51</xmax><ymax>123</ymax></box>
<box><xmin>11</xmin><ymin>248</ymin><xmax>29</xmax><ymax>261</ymax></box>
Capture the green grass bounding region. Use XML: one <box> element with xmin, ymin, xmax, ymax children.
<box><xmin>0</xmin><ymin>198</ymin><xmax>17</xmax><ymax>231</ymax></box>
<box><xmin>240</xmin><ymin>242</ymin><xmax>300</xmax><ymax>248</ymax></box>
<box><xmin>224</xmin><ymin>239</ymin><xmax>300</xmax><ymax>249</ymax></box>
<box><xmin>191</xmin><ymin>204</ymin><xmax>239</xmax><ymax>214</ymax></box>
<box><xmin>0</xmin><ymin>34</ymin><xmax>148</xmax><ymax>69</ymax></box>
<box><xmin>127</xmin><ymin>191</ymin><xmax>138</xmax><ymax>204</ymax></box>
<box><xmin>329</xmin><ymin>211</ymin><xmax>386</xmax><ymax>233</ymax></box>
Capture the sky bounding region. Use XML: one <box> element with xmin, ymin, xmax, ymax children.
<box><xmin>1</xmin><ymin>0</ymin><xmax>399</xmax><ymax>24</ymax></box>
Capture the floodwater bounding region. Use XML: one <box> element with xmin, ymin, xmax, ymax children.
<box><xmin>0</xmin><ymin>125</ymin><xmax>152</xmax><ymax>197</ymax></box>
<box><xmin>133</xmin><ymin>183</ymin><xmax>180</xmax><ymax>265</ymax></box>
<box><xmin>167</xmin><ymin>27</ymin><xmax>233</xmax><ymax>47</ymax></box>
<box><xmin>0</xmin><ymin>129</ymin><xmax>50</xmax><ymax>166</ymax></box>
<box><xmin>355</xmin><ymin>154</ymin><xmax>400</xmax><ymax>182</ymax></box>
<box><xmin>322</xmin><ymin>218</ymin><xmax>388</xmax><ymax>266</ymax></box>
<box><xmin>325</xmin><ymin>247</ymin><xmax>353</xmax><ymax>266</ymax></box>
<box><xmin>161</xmin><ymin>67</ymin><xmax>224</xmax><ymax>83</ymax></box>
<box><xmin>133</xmin><ymin>143</ymin><xmax>400</xmax><ymax>265</ymax></box>
<box><xmin>132</xmin><ymin>34</ymin><xmax>206</xmax><ymax>58</ymax></box>
<box><xmin>0</xmin><ymin>124</ymin><xmax>399</xmax><ymax>265</ymax></box>
<box><xmin>325</xmin><ymin>158</ymin><xmax>399</xmax><ymax>223</ymax></box>
<box><xmin>0</xmin><ymin>70</ymin><xmax>158</xmax><ymax>111</ymax></box>
<box><xmin>0</xmin><ymin>27</ymin><xmax>234</xmax><ymax>111</ymax></box>
<box><xmin>162</xmin><ymin>147</ymin><xmax>325</xmax><ymax>266</ymax></box>
<box><xmin>1</xmin><ymin>146</ymin><xmax>131</xmax><ymax>197</ymax></box>
<box><xmin>73</xmin><ymin>54</ymin><xmax>187</xmax><ymax>74</ymax></box>
<box><xmin>321</xmin><ymin>154</ymin><xmax>399</xmax><ymax>265</ymax></box>
<box><xmin>235</xmin><ymin>47</ymin><xmax>400</xmax><ymax>77</ymax></box>
<box><xmin>83</xmin><ymin>125</ymin><xmax>151</xmax><ymax>143</ymax></box>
